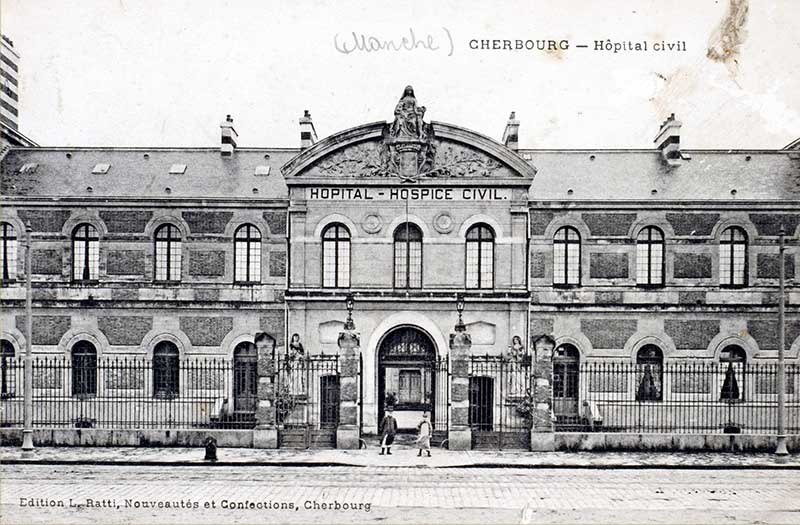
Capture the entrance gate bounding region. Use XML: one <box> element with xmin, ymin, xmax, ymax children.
<box><xmin>377</xmin><ymin>327</ymin><xmax>448</xmax><ymax>444</ymax></box>
<box><xmin>276</xmin><ymin>354</ymin><xmax>339</xmax><ymax>448</ymax></box>
<box><xmin>469</xmin><ymin>355</ymin><xmax>531</xmax><ymax>449</ymax></box>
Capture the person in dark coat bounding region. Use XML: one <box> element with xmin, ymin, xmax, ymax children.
<box><xmin>379</xmin><ymin>405</ymin><xmax>398</xmax><ymax>455</ymax></box>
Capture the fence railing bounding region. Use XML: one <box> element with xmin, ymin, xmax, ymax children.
<box><xmin>0</xmin><ymin>357</ymin><xmax>254</xmax><ymax>429</ymax></box>
<box><xmin>560</xmin><ymin>362</ymin><xmax>800</xmax><ymax>434</ymax></box>
<box><xmin>275</xmin><ymin>355</ymin><xmax>340</xmax><ymax>430</ymax></box>
<box><xmin>469</xmin><ymin>355</ymin><xmax>531</xmax><ymax>433</ymax></box>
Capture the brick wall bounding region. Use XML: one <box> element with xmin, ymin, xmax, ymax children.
<box><xmin>188</xmin><ymin>250</ymin><xmax>226</xmax><ymax>276</ymax></box>
<box><xmin>749</xmin><ymin>213</ymin><xmax>800</xmax><ymax>236</ymax></box>
<box><xmin>664</xmin><ymin>319</ymin><xmax>719</xmax><ymax>349</ymax></box>
<box><xmin>97</xmin><ymin>316</ymin><xmax>153</xmax><ymax>346</ymax></box>
<box><xmin>582</xmin><ymin>213</ymin><xmax>637</xmax><ymax>236</ymax></box>
<box><xmin>179</xmin><ymin>316</ymin><xmax>234</xmax><ymax>346</ymax></box>
<box><xmin>263</xmin><ymin>211</ymin><xmax>287</xmax><ymax>236</ymax></box>
<box><xmin>756</xmin><ymin>254</ymin><xmax>795</xmax><ymax>279</ymax></box>
<box><xmin>581</xmin><ymin>319</ymin><xmax>637</xmax><ymax>349</ymax></box>
<box><xmin>665</xmin><ymin>213</ymin><xmax>719</xmax><ymax>236</ymax></box>
<box><xmin>529</xmin><ymin>211</ymin><xmax>554</xmax><ymax>236</ymax></box>
<box><xmin>746</xmin><ymin>320</ymin><xmax>800</xmax><ymax>350</ymax></box>
<box><xmin>15</xmin><ymin>315</ymin><xmax>70</xmax><ymax>345</ymax></box>
<box><xmin>269</xmin><ymin>251</ymin><xmax>286</xmax><ymax>277</ymax></box>
<box><xmin>31</xmin><ymin>249</ymin><xmax>62</xmax><ymax>274</ymax></box>
<box><xmin>99</xmin><ymin>210</ymin><xmax>153</xmax><ymax>233</ymax></box>
<box><xmin>182</xmin><ymin>211</ymin><xmax>233</xmax><ymax>234</ymax></box>
<box><xmin>530</xmin><ymin>252</ymin><xmax>546</xmax><ymax>279</ymax></box>
<box><xmin>589</xmin><ymin>253</ymin><xmax>629</xmax><ymax>279</ymax></box>
<box><xmin>17</xmin><ymin>209</ymin><xmax>71</xmax><ymax>232</ymax></box>
<box><xmin>260</xmin><ymin>310</ymin><xmax>285</xmax><ymax>345</ymax></box>
<box><xmin>106</xmin><ymin>250</ymin><xmax>146</xmax><ymax>275</ymax></box>
<box><xmin>673</xmin><ymin>253</ymin><xmax>712</xmax><ymax>278</ymax></box>
<box><xmin>530</xmin><ymin>318</ymin><xmax>554</xmax><ymax>339</ymax></box>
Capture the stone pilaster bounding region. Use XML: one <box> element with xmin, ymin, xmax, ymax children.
<box><xmin>336</xmin><ymin>330</ymin><xmax>361</xmax><ymax>449</ymax></box>
<box><xmin>448</xmin><ymin>329</ymin><xmax>472</xmax><ymax>450</ymax></box>
<box><xmin>531</xmin><ymin>335</ymin><xmax>556</xmax><ymax>451</ymax></box>
<box><xmin>253</xmin><ymin>334</ymin><xmax>279</xmax><ymax>448</ymax></box>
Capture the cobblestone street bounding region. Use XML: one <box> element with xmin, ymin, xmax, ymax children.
<box><xmin>1</xmin><ymin>463</ymin><xmax>798</xmax><ymax>524</ymax></box>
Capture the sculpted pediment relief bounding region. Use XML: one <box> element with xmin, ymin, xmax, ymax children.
<box><xmin>307</xmin><ymin>138</ymin><xmax>513</xmax><ymax>179</ymax></box>
<box><xmin>283</xmin><ymin>85</ymin><xmax>536</xmax><ymax>182</ymax></box>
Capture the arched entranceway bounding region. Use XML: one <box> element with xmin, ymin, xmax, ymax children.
<box><xmin>377</xmin><ymin>326</ymin><xmax>446</xmax><ymax>434</ymax></box>
<box><xmin>553</xmin><ymin>343</ymin><xmax>580</xmax><ymax>425</ymax></box>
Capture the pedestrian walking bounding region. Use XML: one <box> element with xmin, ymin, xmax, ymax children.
<box><xmin>416</xmin><ymin>411</ymin><xmax>432</xmax><ymax>457</ymax></box>
<box><xmin>379</xmin><ymin>405</ymin><xmax>397</xmax><ymax>455</ymax></box>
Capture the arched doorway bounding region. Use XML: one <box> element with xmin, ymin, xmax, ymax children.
<box><xmin>553</xmin><ymin>343</ymin><xmax>580</xmax><ymax>423</ymax></box>
<box><xmin>377</xmin><ymin>326</ymin><xmax>439</xmax><ymax>433</ymax></box>
<box><xmin>233</xmin><ymin>342</ymin><xmax>258</xmax><ymax>416</ymax></box>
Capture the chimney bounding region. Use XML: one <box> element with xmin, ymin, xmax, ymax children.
<box><xmin>299</xmin><ymin>110</ymin><xmax>317</xmax><ymax>150</ymax></box>
<box><xmin>502</xmin><ymin>112</ymin><xmax>520</xmax><ymax>151</ymax></box>
<box><xmin>654</xmin><ymin>113</ymin><xmax>682</xmax><ymax>166</ymax></box>
<box><xmin>220</xmin><ymin>115</ymin><xmax>237</xmax><ymax>157</ymax></box>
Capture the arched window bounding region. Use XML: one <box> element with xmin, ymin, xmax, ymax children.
<box><xmin>154</xmin><ymin>224</ymin><xmax>182</xmax><ymax>282</ymax></box>
<box><xmin>636</xmin><ymin>227</ymin><xmax>664</xmax><ymax>286</ymax></box>
<box><xmin>71</xmin><ymin>341</ymin><xmax>97</xmax><ymax>397</ymax></box>
<box><xmin>153</xmin><ymin>341</ymin><xmax>180</xmax><ymax>398</ymax></box>
<box><xmin>553</xmin><ymin>227</ymin><xmax>581</xmax><ymax>286</ymax></box>
<box><xmin>635</xmin><ymin>345</ymin><xmax>663</xmax><ymax>401</ymax></box>
<box><xmin>720</xmin><ymin>227</ymin><xmax>748</xmax><ymax>287</ymax></box>
<box><xmin>72</xmin><ymin>223</ymin><xmax>99</xmax><ymax>281</ymax></box>
<box><xmin>720</xmin><ymin>345</ymin><xmax>747</xmax><ymax>401</ymax></box>
<box><xmin>322</xmin><ymin>223</ymin><xmax>351</xmax><ymax>288</ymax></box>
<box><xmin>394</xmin><ymin>223</ymin><xmax>422</xmax><ymax>289</ymax></box>
<box><xmin>234</xmin><ymin>224</ymin><xmax>261</xmax><ymax>284</ymax></box>
<box><xmin>466</xmin><ymin>224</ymin><xmax>494</xmax><ymax>289</ymax></box>
<box><xmin>1</xmin><ymin>223</ymin><xmax>17</xmax><ymax>281</ymax></box>
<box><xmin>1</xmin><ymin>340</ymin><xmax>15</xmax><ymax>398</ymax></box>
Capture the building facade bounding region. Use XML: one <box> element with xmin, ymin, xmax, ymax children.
<box><xmin>1</xmin><ymin>87</ymin><xmax>798</xmax><ymax>448</ymax></box>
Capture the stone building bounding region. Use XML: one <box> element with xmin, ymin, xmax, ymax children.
<box><xmin>0</xmin><ymin>87</ymin><xmax>798</xmax><ymax>449</ymax></box>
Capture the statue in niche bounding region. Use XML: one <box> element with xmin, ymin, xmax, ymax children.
<box><xmin>284</xmin><ymin>333</ymin><xmax>306</xmax><ymax>396</ymax></box>
<box><xmin>506</xmin><ymin>335</ymin><xmax>527</xmax><ymax>400</ymax></box>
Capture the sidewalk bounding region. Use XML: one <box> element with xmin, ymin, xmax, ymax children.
<box><xmin>1</xmin><ymin>445</ymin><xmax>798</xmax><ymax>469</ymax></box>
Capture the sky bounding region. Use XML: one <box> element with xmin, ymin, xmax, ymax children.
<box><xmin>2</xmin><ymin>0</ymin><xmax>799</xmax><ymax>149</ymax></box>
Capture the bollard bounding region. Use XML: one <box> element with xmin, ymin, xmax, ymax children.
<box><xmin>204</xmin><ymin>436</ymin><xmax>218</xmax><ymax>462</ymax></box>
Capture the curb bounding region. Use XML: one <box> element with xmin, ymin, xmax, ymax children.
<box><xmin>2</xmin><ymin>458</ymin><xmax>799</xmax><ymax>469</ymax></box>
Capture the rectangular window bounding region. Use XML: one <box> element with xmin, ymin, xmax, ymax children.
<box><xmin>636</xmin><ymin>243</ymin><xmax>664</xmax><ymax>285</ymax></box>
<box><xmin>562</xmin><ymin>244</ymin><xmax>580</xmax><ymax>284</ymax></box>
<box><xmin>1</xmin><ymin>241</ymin><xmax>16</xmax><ymax>280</ymax></box>
<box><xmin>337</xmin><ymin>241</ymin><xmax>350</xmax><ymax>288</ymax></box>
<box><xmin>465</xmin><ymin>242</ymin><xmax>479</xmax><ymax>288</ymax></box>
<box><xmin>407</xmin><ymin>241</ymin><xmax>422</xmax><ymax>288</ymax></box>
<box><xmin>399</xmin><ymin>369</ymin><xmax>422</xmax><ymax>404</ymax></box>
<box><xmin>394</xmin><ymin>242</ymin><xmax>408</xmax><ymax>288</ymax></box>
<box><xmin>73</xmin><ymin>240</ymin><xmax>99</xmax><ymax>280</ymax></box>
<box><xmin>155</xmin><ymin>242</ymin><xmax>181</xmax><ymax>281</ymax></box>
<box><xmin>480</xmin><ymin>242</ymin><xmax>493</xmax><ymax>288</ymax></box>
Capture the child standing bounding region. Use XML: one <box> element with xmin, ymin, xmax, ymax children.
<box><xmin>379</xmin><ymin>406</ymin><xmax>397</xmax><ymax>455</ymax></box>
<box><xmin>416</xmin><ymin>411</ymin><xmax>432</xmax><ymax>457</ymax></box>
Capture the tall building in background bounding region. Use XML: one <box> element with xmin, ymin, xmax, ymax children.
<box><xmin>1</xmin><ymin>34</ymin><xmax>37</xmax><ymax>148</ymax></box>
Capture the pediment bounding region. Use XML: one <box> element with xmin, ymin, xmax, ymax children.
<box><xmin>283</xmin><ymin>122</ymin><xmax>535</xmax><ymax>183</ymax></box>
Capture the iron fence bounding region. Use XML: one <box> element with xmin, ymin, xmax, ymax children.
<box><xmin>0</xmin><ymin>356</ymin><xmax>256</xmax><ymax>429</ymax></box>
<box><xmin>559</xmin><ymin>362</ymin><xmax>800</xmax><ymax>434</ymax></box>
<box><xmin>275</xmin><ymin>354</ymin><xmax>340</xmax><ymax>429</ymax></box>
<box><xmin>469</xmin><ymin>355</ymin><xmax>531</xmax><ymax>449</ymax></box>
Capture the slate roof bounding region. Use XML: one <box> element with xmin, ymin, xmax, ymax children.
<box><xmin>0</xmin><ymin>148</ymin><xmax>295</xmax><ymax>200</ymax></box>
<box><xmin>2</xmin><ymin>145</ymin><xmax>798</xmax><ymax>203</ymax></box>
<box><xmin>524</xmin><ymin>150</ymin><xmax>800</xmax><ymax>202</ymax></box>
